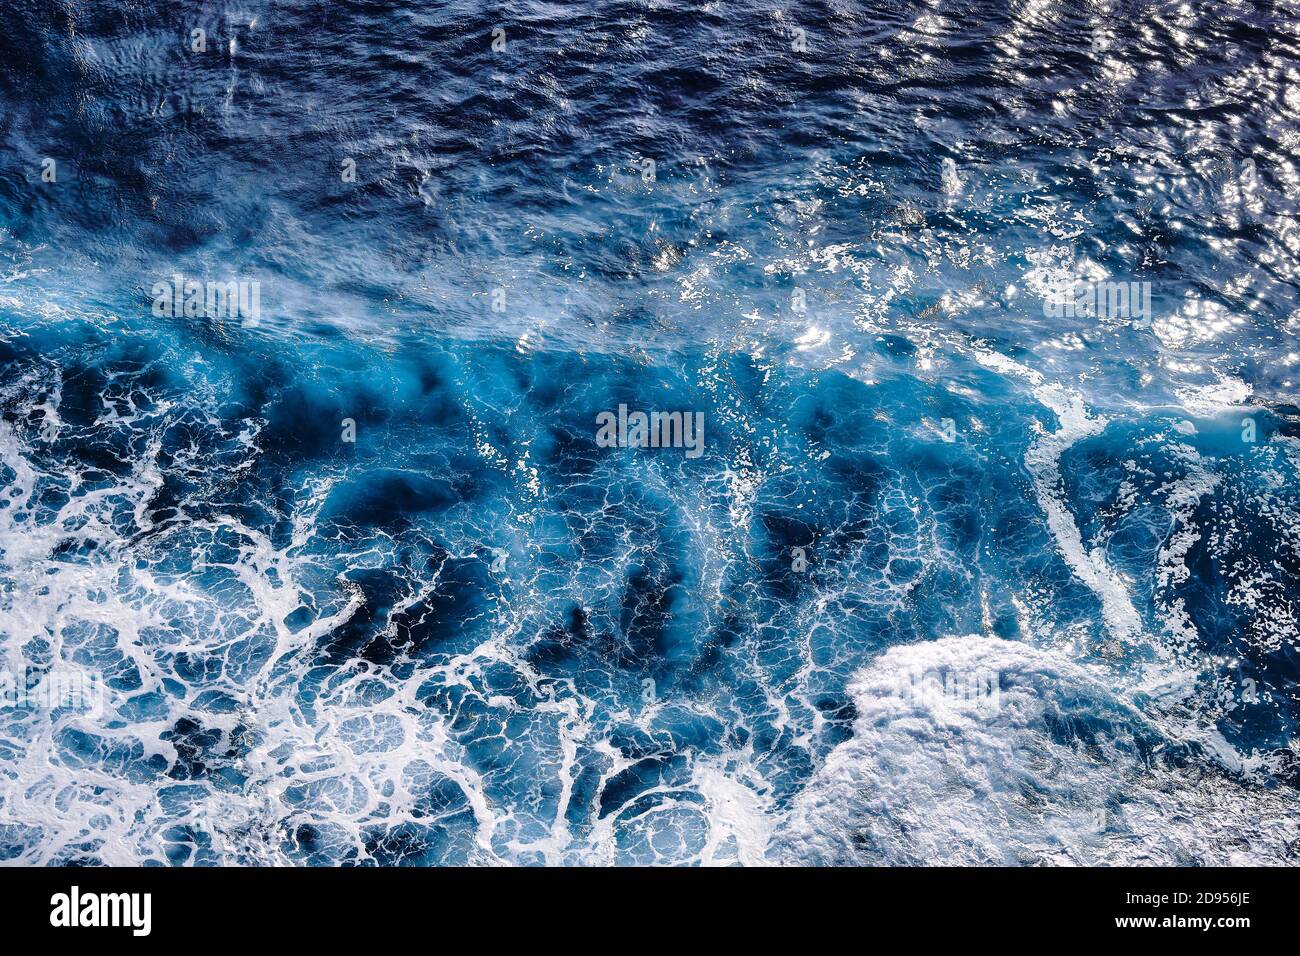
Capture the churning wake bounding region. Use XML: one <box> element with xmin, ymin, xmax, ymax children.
<box><xmin>0</xmin><ymin>0</ymin><xmax>1298</xmax><ymax>865</ymax></box>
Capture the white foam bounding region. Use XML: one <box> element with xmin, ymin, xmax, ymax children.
<box><xmin>1173</xmin><ymin>375</ymin><xmax>1253</xmax><ymax>414</ymax></box>
<box><xmin>776</xmin><ymin>636</ymin><xmax>1298</xmax><ymax>865</ymax></box>
<box><xmin>972</xmin><ymin>348</ymin><xmax>1145</xmax><ymax>643</ymax></box>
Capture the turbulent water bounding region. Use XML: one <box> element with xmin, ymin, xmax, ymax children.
<box><xmin>0</xmin><ymin>0</ymin><xmax>1298</xmax><ymax>866</ymax></box>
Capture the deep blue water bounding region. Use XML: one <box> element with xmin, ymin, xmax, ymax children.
<box><xmin>0</xmin><ymin>0</ymin><xmax>1298</xmax><ymax>865</ymax></box>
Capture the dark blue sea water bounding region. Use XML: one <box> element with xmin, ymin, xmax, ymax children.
<box><xmin>0</xmin><ymin>0</ymin><xmax>1298</xmax><ymax>865</ymax></box>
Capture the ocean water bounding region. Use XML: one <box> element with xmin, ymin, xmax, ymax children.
<box><xmin>0</xmin><ymin>0</ymin><xmax>1297</xmax><ymax>866</ymax></box>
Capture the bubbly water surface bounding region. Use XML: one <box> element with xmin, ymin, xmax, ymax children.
<box><xmin>0</xmin><ymin>0</ymin><xmax>1297</xmax><ymax>865</ymax></box>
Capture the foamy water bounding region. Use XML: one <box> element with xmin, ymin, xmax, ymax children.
<box><xmin>1</xmin><ymin>0</ymin><xmax>1297</xmax><ymax>865</ymax></box>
